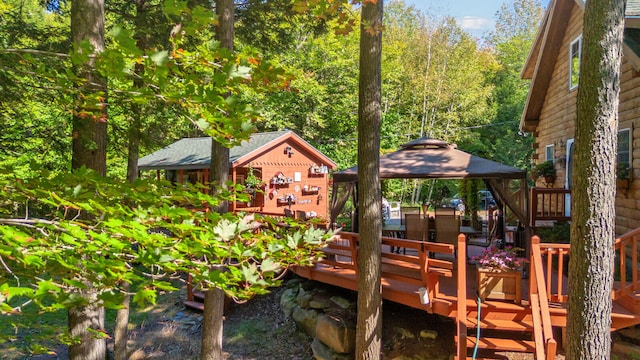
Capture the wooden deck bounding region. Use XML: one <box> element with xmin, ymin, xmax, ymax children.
<box><xmin>290</xmin><ymin>230</ymin><xmax>640</xmax><ymax>359</ymax></box>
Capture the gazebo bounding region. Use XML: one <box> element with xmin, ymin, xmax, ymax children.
<box><xmin>330</xmin><ymin>137</ymin><xmax>530</xmax><ymax>249</ymax></box>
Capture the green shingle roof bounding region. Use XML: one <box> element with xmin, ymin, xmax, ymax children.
<box><xmin>138</xmin><ymin>130</ymin><xmax>292</xmax><ymax>171</ymax></box>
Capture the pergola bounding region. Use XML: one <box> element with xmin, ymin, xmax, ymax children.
<box><xmin>330</xmin><ymin>137</ymin><xmax>530</xmax><ymax>248</ymax></box>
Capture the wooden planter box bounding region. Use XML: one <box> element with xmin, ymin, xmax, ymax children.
<box><xmin>476</xmin><ymin>266</ymin><xmax>522</xmax><ymax>305</ymax></box>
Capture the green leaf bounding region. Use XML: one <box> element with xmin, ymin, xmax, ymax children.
<box><xmin>150</xmin><ymin>50</ymin><xmax>169</xmax><ymax>66</ymax></box>
<box><xmin>260</xmin><ymin>258</ymin><xmax>280</xmax><ymax>273</ymax></box>
<box><xmin>133</xmin><ymin>288</ymin><xmax>157</xmax><ymax>307</ymax></box>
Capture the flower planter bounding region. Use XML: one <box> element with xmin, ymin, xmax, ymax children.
<box><xmin>476</xmin><ymin>265</ymin><xmax>522</xmax><ymax>305</ymax></box>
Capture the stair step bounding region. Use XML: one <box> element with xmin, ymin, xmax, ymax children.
<box><xmin>184</xmin><ymin>300</ymin><xmax>204</xmax><ymax>312</ymax></box>
<box><xmin>467</xmin><ymin>318</ymin><xmax>533</xmax><ymax>332</ymax></box>
<box><xmin>192</xmin><ymin>290</ymin><xmax>205</xmax><ymax>302</ymax></box>
<box><xmin>465</xmin><ymin>336</ymin><xmax>536</xmax><ymax>353</ymax></box>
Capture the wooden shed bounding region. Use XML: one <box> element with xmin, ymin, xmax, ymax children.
<box><xmin>138</xmin><ymin>130</ymin><xmax>337</xmax><ymax>218</ymax></box>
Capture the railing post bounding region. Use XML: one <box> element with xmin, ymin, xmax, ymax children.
<box><xmin>456</xmin><ymin>234</ymin><xmax>467</xmax><ymax>360</ymax></box>
<box><xmin>530</xmin><ymin>236</ymin><xmax>540</xmax><ymax>299</ymax></box>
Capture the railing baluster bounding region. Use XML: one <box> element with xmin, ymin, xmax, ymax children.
<box><xmin>621</xmin><ymin>240</ymin><xmax>627</xmax><ymax>294</ymax></box>
<box><xmin>546</xmin><ymin>248</ymin><xmax>553</xmax><ymax>300</ymax></box>
<box><xmin>557</xmin><ymin>249</ymin><xmax>564</xmax><ymax>302</ymax></box>
<box><xmin>633</xmin><ymin>235</ymin><xmax>638</xmax><ymax>290</ymax></box>
<box><xmin>529</xmin><ymin>188</ymin><xmax>572</xmax><ymax>224</ymax></box>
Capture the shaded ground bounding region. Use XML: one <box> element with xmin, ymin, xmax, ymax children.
<box><xmin>121</xmin><ymin>278</ymin><xmax>459</xmax><ymax>360</ymax></box>
<box><xmin>9</xmin><ymin>274</ymin><xmax>567</xmax><ymax>359</ymax></box>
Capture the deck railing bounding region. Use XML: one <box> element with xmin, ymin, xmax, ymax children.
<box><xmin>531</xmin><ymin>228</ymin><xmax>640</xmax><ymax>305</ymax></box>
<box><xmin>529</xmin><ymin>236</ymin><xmax>558</xmax><ymax>360</ymax></box>
<box><xmin>529</xmin><ymin>188</ymin><xmax>571</xmax><ymax>226</ymax></box>
<box><xmin>612</xmin><ymin>227</ymin><xmax>640</xmax><ymax>301</ymax></box>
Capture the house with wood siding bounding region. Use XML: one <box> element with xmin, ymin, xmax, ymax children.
<box><xmin>138</xmin><ymin>130</ymin><xmax>336</xmax><ymax>219</ymax></box>
<box><xmin>521</xmin><ymin>0</ymin><xmax>640</xmax><ymax>235</ymax></box>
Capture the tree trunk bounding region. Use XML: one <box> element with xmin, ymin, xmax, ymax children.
<box><xmin>117</xmin><ymin>3</ymin><xmax>150</xmax><ymax>358</ymax></box>
<box><xmin>114</xmin><ymin>281</ymin><xmax>130</xmax><ymax>360</ymax></box>
<box><xmin>70</xmin><ymin>0</ymin><xmax>107</xmax><ymax>177</ymax></box>
<box><xmin>567</xmin><ymin>0</ymin><xmax>624</xmax><ymax>358</ymax></box>
<box><xmin>69</xmin><ymin>1</ymin><xmax>107</xmax><ymax>359</ymax></box>
<box><xmin>201</xmin><ymin>287</ymin><xmax>226</xmax><ymax>360</ymax></box>
<box><xmin>68</xmin><ymin>289</ymin><xmax>106</xmax><ymax>360</ymax></box>
<box><xmin>355</xmin><ymin>1</ymin><xmax>383</xmax><ymax>359</ymax></box>
<box><xmin>201</xmin><ymin>1</ymin><xmax>233</xmax><ymax>359</ymax></box>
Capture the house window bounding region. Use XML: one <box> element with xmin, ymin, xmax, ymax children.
<box><xmin>545</xmin><ymin>144</ymin><xmax>555</xmax><ymax>163</ymax></box>
<box><xmin>570</xmin><ymin>36</ymin><xmax>582</xmax><ymax>90</ymax></box>
<box><xmin>618</xmin><ymin>128</ymin><xmax>631</xmax><ymax>179</ymax></box>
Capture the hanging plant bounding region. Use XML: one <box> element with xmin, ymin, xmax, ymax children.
<box><xmin>245</xmin><ymin>167</ymin><xmax>265</xmax><ymax>190</ymax></box>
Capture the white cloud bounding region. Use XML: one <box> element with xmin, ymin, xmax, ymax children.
<box><xmin>457</xmin><ymin>16</ymin><xmax>495</xmax><ymax>31</ymax></box>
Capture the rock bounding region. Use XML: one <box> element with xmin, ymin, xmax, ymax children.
<box><xmin>292</xmin><ymin>306</ymin><xmax>319</xmax><ymax>337</ymax></box>
<box><xmin>330</xmin><ymin>296</ymin><xmax>351</xmax><ymax>309</ymax></box>
<box><xmin>311</xmin><ymin>337</ymin><xmax>351</xmax><ymax>360</ymax></box>
<box><xmin>296</xmin><ymin>287</ymin><xmax>313</xmax><ymax>308</ymax></box>
<box><xmin>315</xmin><ymin>313</ymin><xmax>356</xmax><ymax>354</ymax></box>
<box><xmin>393</xmin><ymin>326</ymin><xmax>415</xmax><ymax>339</ymax></box>
<box><xmin>280</xmin><ymin>287</ymin><xmax>299</xmax><ymax>317</ymax></box>
<box><xmin>309</xmin><ymin>297</ymin><xmax>332</xmax><ymax>310</ymax></box>
<box><xmin>420</xmin><ymin>329</ymin><xmax>438</xmax><ymax>339</ymax></box>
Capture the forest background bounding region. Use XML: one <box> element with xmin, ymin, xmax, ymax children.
<box><xmin>0</xmin><ymin>0</ymin><xmax>543</xmax><ymax>205</ymax></box>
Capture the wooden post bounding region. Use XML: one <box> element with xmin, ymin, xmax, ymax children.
<box><xmin>456</xmin><ymin>233</ymin><xmax>467</xmax><ymax>360</ymax></box>
<box><xmin>530</xmin><ymin>236</ymin><xmax>540</xmax><ymax>299</ymax></box>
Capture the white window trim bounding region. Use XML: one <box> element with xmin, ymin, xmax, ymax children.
<box><xmin>618</xmin><ymin>128</ymin><xmax>632</xmax><ymax>177</ymax></box>
<box><xmin>545</xmin><ymin>144</ymin><xmax>555</xmax><ymax>163</ymax></box>
<box><xmin>569</xmin><ymin>35</ymin><xmax>582</xmax><ymax>90</ymax></box>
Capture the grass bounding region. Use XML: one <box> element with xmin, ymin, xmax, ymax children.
<box><xmin>225</xmin><ymin>318</ymin><xmax>271</xmax><ymax>348</ymax></box>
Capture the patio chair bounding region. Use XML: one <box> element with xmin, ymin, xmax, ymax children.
<box><xmin>405</xmin><ymin>213</ymin><xmax>428</xmax><ymax>241</ymax></box>
<box><xmin>435</xmin><ymin>206</ymin><xmax>456</xmax><ymax>217</ymax></box>
<box><xmin>435</xmin><ymin>213</ymin><xmax>460</xmax><ymax>258</ymax></box>
<box><xmin>392</xmin><ymin>213</ymin><xmax>428</xmax><ymax>254</ymax></box>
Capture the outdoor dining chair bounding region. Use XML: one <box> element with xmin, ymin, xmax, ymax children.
<box><xmin>435</xmin><ymin>212</ymin><xmax>460</xmax><ymax>259</ymax></box>
<box><xmin>405</xmin><ymin>213</ymin><xmax>428</xmax><ymax>241</ymax></box>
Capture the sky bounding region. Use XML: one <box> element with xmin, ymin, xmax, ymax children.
<box><xmin>404</xmin><ymin>0</ymin><xmax>551</xmax><ymax>39</ymax></box>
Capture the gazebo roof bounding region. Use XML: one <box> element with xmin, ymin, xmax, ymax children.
<box><xmin>332</xmin><ymin>137</ymin><xmax>526</xmax><ymax>182</ymax></box>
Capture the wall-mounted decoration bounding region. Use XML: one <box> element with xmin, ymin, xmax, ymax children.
<box><xmin>309</xmin><ymin>164</ymin><xmax>329</xmax><ymax>175</ymax></box>
<box><xmin>294</xmin><ymin>172</ymin><xmax>302</xmax><ymax>182</ymax></box>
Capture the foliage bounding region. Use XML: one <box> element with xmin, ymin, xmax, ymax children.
<box><xmin>244</xmin><ymin>167</ymin><xmax>265</xmax><ymax>189</ymax></box>
<box><xmin>535</xmin><ymin>221</ymin><xmax>570</xmax><ymax>244</ymax></box>
<box><xmin>473</xmin><ymin>246</ymin><xmax>527</xmax><ymax>271</ymax></box>
<box><xmin>533</xmin><ymin>160</ymin><xmax>556</xmax><ymax>179</ymax></box>
<box><xmin>461</xmin><ymin>0</ymin><xmax>542</xmax><ymax>170</ymax></box>
<box><xmin>617</xmin><ymin>163</ymin><xmax>630</xmax><ymax>179</ymax></box>
<box><xmin>0</xmin><ymin>167</ymin><xmax>335</xmax><ymax>347</ymax></box>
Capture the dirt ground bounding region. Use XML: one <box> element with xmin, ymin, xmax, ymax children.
<box><xmin>25</xmin><ymin>274</ymin><xmax>558</xmax><ymax>360</ymax></box>
<box><xmin>111</xmin><ymin>277</ymin><xmax>458</xmax><ymax>360</ymax></box>
<box><xmin>114</xmin><ymin>274</ymin><xmax>551</xmax><ymax>360</ymax></box>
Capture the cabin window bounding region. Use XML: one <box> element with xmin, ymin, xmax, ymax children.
<box><xmin>545</xmin><ymin>144</ymin><xmax>555</xmax><ymax>163</ymax></box>
<box><xmin>570</xmin><ymin>36</ymin><xmax>582</xmax><ymax>90</ymax></box>
<box><xmin>618</xmin><ymin>128</ymin><xmax>631</xmax><ymax>179</ymax></box>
